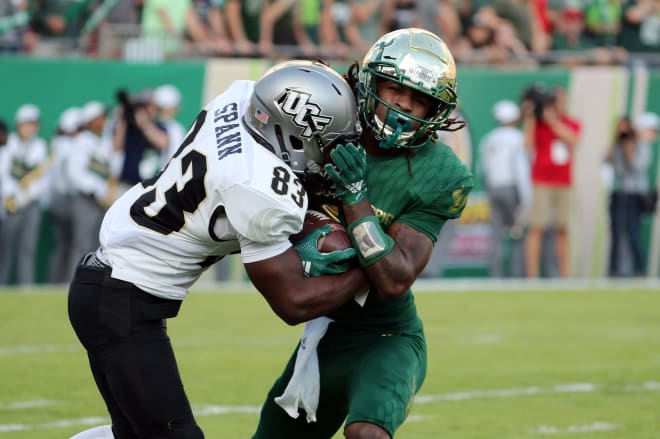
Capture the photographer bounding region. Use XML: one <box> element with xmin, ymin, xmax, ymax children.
<box><xmin>112</xmin><ymin>88</ymin><xmax>169</xmax><ymax>194</ymax></box>
<box><xmin>522</xmin><ymin>84</ymin><xmax>581</xmax><ymax>278</ymax></box>
<box><xmin>606</xmin><ymin>113</ymin><xmax>659</xmax><ymax>277</ymax></box>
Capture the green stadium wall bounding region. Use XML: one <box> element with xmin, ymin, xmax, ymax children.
<box><xmin>0</xmin><ymin>57</ymin><xmax>658</xmax><ymax>282</ymax></box>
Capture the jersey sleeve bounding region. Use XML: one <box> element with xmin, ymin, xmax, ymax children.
<box><xmin>223</xmin><ymin>182</ymin><xmax>305</xmax><ymax>262</ymax></box>
<box><xmin>396</xmin><ymin>152</ymin><xmax>474</xmax><ymax>243</ymax></box>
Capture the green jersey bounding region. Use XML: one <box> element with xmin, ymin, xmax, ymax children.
<box><xmin>319</xmin><ymin>139</ymin><xmax>473</xmax><ymax>332</ymax></box>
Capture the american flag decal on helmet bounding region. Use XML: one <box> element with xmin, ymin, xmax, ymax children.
<box><xmin>254</xmin><ymin>108</ymin><xmax>269</xmax><ymax>124</ymax></box>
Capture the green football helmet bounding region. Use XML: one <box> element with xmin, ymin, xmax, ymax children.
<box><xmin>358</xmin><ymin>28</ymin><xmax>458</xmax><ymax>149</ymax></box>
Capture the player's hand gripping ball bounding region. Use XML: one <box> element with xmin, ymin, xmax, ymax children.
<box><xmin>290</xmin><ymin>210</ymin><xmax>356</xmax><ymax>277</ymax></box>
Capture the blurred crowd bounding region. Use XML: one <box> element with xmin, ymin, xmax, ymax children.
<box><xmin>0</xmin><ymin>0</ymin><xmax>659</xmax><ymax>66</ymax></box>
<box><xmin>0</xmin><ymin>85</ymin><xmax>187</xmax><ymax>285</ymax></box>
<box><xmin>475</xmin><ymin>89</ymin><xmax>659</xmax><ymax>279</ymax></box>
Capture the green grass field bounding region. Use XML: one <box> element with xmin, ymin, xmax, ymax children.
<box><xmin>1</xmin><ymin>283</ymin><xmax>660</xmax><ymax>438</ymax></box>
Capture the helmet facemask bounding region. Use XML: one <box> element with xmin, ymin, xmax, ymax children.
<box><xmin>358</xmin><ymin>28</ymin><xmax>458</xmax><ymax>150</ymax></box>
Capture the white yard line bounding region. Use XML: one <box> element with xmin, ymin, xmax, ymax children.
<box><xmin>0</xmin><ymin>400</ymin><xmax>54</xmax><ymax>410</ymax></box>
<box><xmin>414</xmin><ymin>382</ymin><xmax>596</xmax><ymax>403</ymax></box>
<box><xmin>192</xmin><ymin>404</ymin><xmax>261</xmax><ymax>415</ymax></box>
<box><xmin>532</xmin><ymin>422</ymin><xmax>620</xmax><ymax>434</ymax></box>
<box><xmin>0</xmin><ymin>417</ymin><xmax>106</xmax><ymax>433</ymax></box>
<box><xmin>0</xmin><ymin>344</ymin><xmax>80</xmax><ymax>356</ymax></box>
<box><xmin>2</xmin><ymin>381</ymin><xmax>659</xmax><ymax>433</ymax></box>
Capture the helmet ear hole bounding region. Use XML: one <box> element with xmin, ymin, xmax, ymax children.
<box><xmin>289</xmin><ymin>135</ymin><xmax>304</xmax><ymax>151</ymax></box>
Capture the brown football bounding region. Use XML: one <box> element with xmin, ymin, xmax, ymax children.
<box><xmin>291</xmin><ymin>210</ymin><xmax>353</xmax><ymax>253</ymax></box>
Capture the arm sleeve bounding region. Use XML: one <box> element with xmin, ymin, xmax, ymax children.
<box><xmin>397</xmin><ymin>173</ymin><xmax>474</xmax><ymax>243</ymax></box>
<box><xmin>223</xmin><ymin>182</ymin><xmax>305</xmax><ymax>262</ymax></box>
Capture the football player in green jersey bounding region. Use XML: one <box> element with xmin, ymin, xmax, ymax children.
<box><xmin>252</xmin><ymin>28</ymin><xmax>474</xmax><ymax>439</ymax></box>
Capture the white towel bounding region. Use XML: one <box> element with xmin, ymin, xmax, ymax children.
<box><xmin>274</xmin><ymin>316</ymin><xmax>333</xmax><ymax>423</ymax></box>
<box><xmin>354</xmin><ymin>287</ymin><xmax>369</xmax><ymax>307</ymax></box>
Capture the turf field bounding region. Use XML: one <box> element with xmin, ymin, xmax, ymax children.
<box><xmin>1</xmin><ymin>281</ymin><xmax>660</xmax><ymax>438</ymax></box>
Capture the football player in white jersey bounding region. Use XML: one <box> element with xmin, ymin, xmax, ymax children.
<box><xmin>67</xmin><ymin>60</ymin><xmax>366</xmax><ymax>439</ymax></box>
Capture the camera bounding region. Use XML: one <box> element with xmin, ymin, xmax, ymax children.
<box><xmin>617</xmin><ymin>130</ymin><xmax>634</xmax><ymax>142</ymax></box>
<box><xmin>116</xmin><ymin>88</ymin><xmax>150</xmax><ymax>127</ymax></box>
<box><xmin>522</xmin><ymin>83</ymin><xmax>556</xmax><ymax>119</ymax></box>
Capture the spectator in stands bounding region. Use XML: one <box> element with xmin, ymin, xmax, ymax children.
<box><xmin>618</xmin><ymin>0</ymin><xmax>660</xmax><ymax>56</ymax></box>
<box><xmin>140</xmin><ymin>0</ymin><xmax>188</xmax><ymax>56</ymax></box>
<box><xmin>48</xmin><ymin>106</ymin><xmax>82</xmax><ymax>284</ymax></box>
<box><xmin>141</xmin><ymin>0</ymin><xmax>224</xmax><ymax>57</ymax></box>
<box><xmin>111</xmin><ymin>88</ymin><xmax>169</xmax><ymax>191</ymax></box>
<box><xmin>522</xmin><ymin>84</ymin><xmax>581</xmax><ymax>278</ymax></box>
<box><xmin>381</xmin><ymin>0</ymin><xmax>422</xmax><ymax>33</ymax></box>
<box><xmin>68</xmin><ymin>101</ymin><xmax>118</xmax><ymax>272</ymax></box>
<box><xmin>493</xmin><ymin>19</ymin><xmax>537</xmax><ymax>64</ymax></box>
<box><xmin>583</xmin><ymin>0</ymin><xmax>623</xmax><ymax>47</ymax></box>
<box><xmin>191</xmin><ymin>0</ymin><xmax>233</xmax><ymax>55</ymax></box>
<box><xmin>224</xmin><ymin>0</ymin><xmax>259</xmax><ymax>56</ymax></box>
<box><xmin>454</xmin><ymin>13</ymin><xmax>497</xmax><ymax>63</ymax></box>
<box><xmin>259</xmin><ymin>0</ymin><xmax>315</xmax><ymax>58</ymax></box>
<box><xmin>455</xmin><ymin>11</ymin><xmax>534</xmax><ymax>65</ymax></box>
<box><xmin>479</xmin><ymin>100</ymin><xmax>531</xmax><ymax>277</ymax></box>
<box><xmin>313</xmin><ymin>0</ymin><xmax>384</xmax><ymax>58</ymax></box>
<box><xmin>551</xmin><ymin>6</ymin><xmax>597</xmax><ymax>65</ymax></box>
<box><xmin>345</xmin><ymin>0</ymin><xmax>384</xmax><ymax>54</ymax></box>
<box><xmin>549</xmin><ymin>5</ymin><xmax>627</xmax><ymax>66</ymax></box>
<box><xmin>96</xmin><ymin>0</ymin><xmax>143</xmax><ymax>59</ymax></box>
<box><xmin>476</xmin><ymin>0</ymin><xmax>549</xmax><ymax>53</ymax></box>
<box><xmin>315</xmin><ymin>0</ymin><xmax>359</xmax><ymax>60</ymax></box>
<box><xmin>605</xmin><ymin>114</ymin><xmax>653</xmax><ymax>277</ymax></box>
<box><xmin>0</xmin><ymin>0</ymin><xmax>30</xmax><ymax>52</ymax></box>
<box><xmin>225</xmin><ymin>0</ymin><xmax>303</xmax><ymax>57</ymax></box>
<box><xmin>294</xmin><ymin>0</ymin><xmax>358</xmax><ymax>59</ymax></box>
<box><xmin>0</xmin><ymin>104</ymin><xmax>49</xmax><ymax>285</ymax></box>
<box><xmin>28</xmin><ymin>0</ymin><xmax>98</xmax><ymax>53</ymax></box>
<box><xmin>106</xmin><ymin>0</ymin><xmax>142</xmax><ymax>25</ymax></box>
<box><xmin>153</xmin><ymin>84</ymin><xmax>185</xmax><ymax>162</ymax></box>
<box><xmin>432</xmin><ymin>0</ymin><xmax>464</xmax><ymax>51</ymax></box>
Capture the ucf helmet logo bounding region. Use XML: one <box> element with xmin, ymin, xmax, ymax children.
<box><xmin>277</xmin><ymin>88</ymin><xmax>333</xmax><ymax>138</ymax></box>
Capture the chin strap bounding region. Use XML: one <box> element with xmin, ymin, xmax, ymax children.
<box><xmin>379</xmin><ymin>112</ymin><xmax>413</xmax><ymax>149</ymax></box>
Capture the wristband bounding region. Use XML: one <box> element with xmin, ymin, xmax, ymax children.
<box><xmin>347</xmin><ymin>216</ymin><xmax>395</xmax><ymax>266</ymax></box>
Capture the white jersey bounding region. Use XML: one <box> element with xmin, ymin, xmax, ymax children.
<box><xmin>0</xmin><ymin>133</ymin><xmax>49</xmax><ymax>210</ymax></box>
<box><xmin>49</xmin><ymin>133</ymin><xmax>78</xmax><ymax>197</ymax></box>
<box><xmin>98</xmin><ymin>80</ymin><xmax>308</xmax><ymax>300</ymax></box>
<box><xmin>479</xmin><ymin>127</ymin><xmax>530</xmax><ymax>192</ymax></box>
<box><xmin>68</xmin><ymin>129</ymin><xmax>118</xmax><ymax>200</ymax></box>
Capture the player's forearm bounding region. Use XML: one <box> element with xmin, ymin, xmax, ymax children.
<box><xmin>291</xmin><ymin>269</ymin><xmax>368</xmax><ymax>323</ymax></box>
<box><xmin>246</xmin><ymin>250</ymin><xmax>368</xmax><ymax>325</ymax></box>
<box><xmin>342</xmin><ymin>200</ymin><xmax>418</xmax><ymax>299</ymax></box>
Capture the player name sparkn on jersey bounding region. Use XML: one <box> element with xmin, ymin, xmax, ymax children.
<box><xmin>214</xmin><ymin>102</ymin><xmax>243</xmax><ymax>160</ymax></box>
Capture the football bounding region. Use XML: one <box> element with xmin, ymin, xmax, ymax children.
<box><xmin>291</xmin><ymin>210</ymin><xmax>353</xmax><ymax>253</ymax></box>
